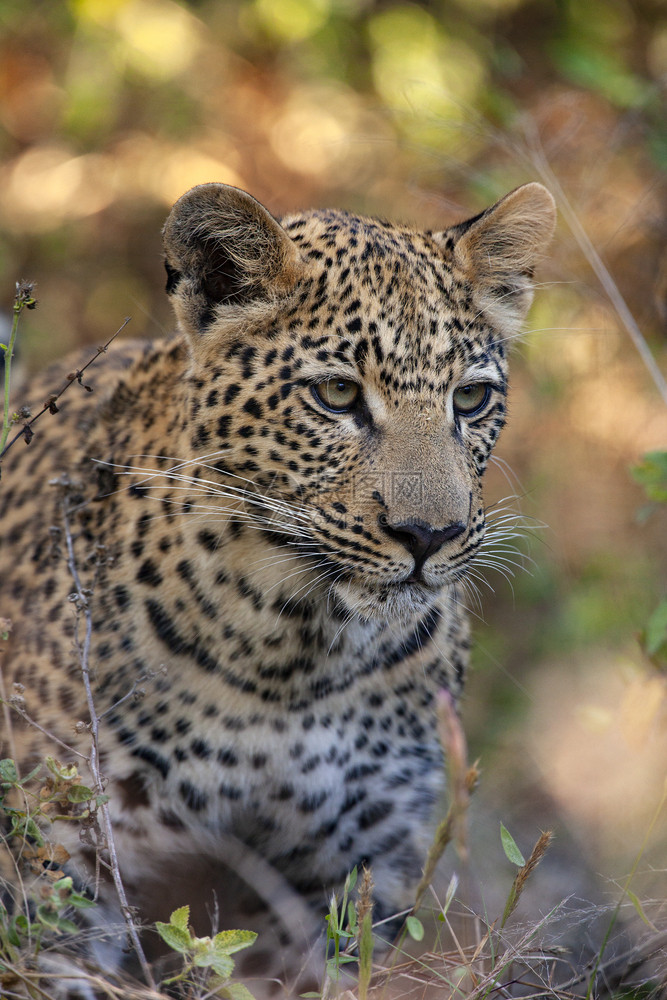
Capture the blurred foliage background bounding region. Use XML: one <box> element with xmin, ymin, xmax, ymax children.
<box><xmin>1</xmin><ymin>0</ymin><xmax>666</xmax><ymax>926</ymax></box>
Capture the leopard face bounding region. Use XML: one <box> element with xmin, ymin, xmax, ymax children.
<box><xmin>161</xmin><ymin>184</ymin><xmax>553</xmax><ymax>628</ymax></box>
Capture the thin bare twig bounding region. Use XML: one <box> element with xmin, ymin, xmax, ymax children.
<box><xmin>0</xmin><ymin>315</ymin><xmax>131</xmax><ymax>466</ymax></box>
<box><xmin>2</xmin><ymin>703</ymin><xmax>89</xmax><ymax>763</ymax></box>
<box><xmin>61</xmin><ymin>494</ymin><xmax>156</xmax><ymax>991</ymax></box>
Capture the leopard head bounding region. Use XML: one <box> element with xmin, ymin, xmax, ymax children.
<box><xmin>162</xmin><ymin>182</ymin><xmax>555</xmax><ymax>624</ymax></box>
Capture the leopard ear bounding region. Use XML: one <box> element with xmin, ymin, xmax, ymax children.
<box><xmin>162</xmin><ymin>183</ymin><xmax>303</xmax><ymax>335</ymax></box>
<box><xmin>445</xmin><ymin>183</ymin><xmax>556</xmax><ymax>335</ymax></box>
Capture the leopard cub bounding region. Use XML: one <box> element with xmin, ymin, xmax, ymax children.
<box><xmin>1</xmin><ymin>181</ymin><xmax>555</xmax><ymax>976</ymax></box>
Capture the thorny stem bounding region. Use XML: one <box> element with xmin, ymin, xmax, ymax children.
<box><xmin>61</xmin><ymin>496</ymin><xmax>156</xmax><ymax>991</ymax></box>
<box><xmin>1</xmin><ymin>282</ymin><xmax>36</xmax><ymax>455</ymax></box>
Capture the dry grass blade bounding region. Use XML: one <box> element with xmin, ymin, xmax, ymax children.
<box><xmin>525</xmin><ymin>130</ymin><xmax>667</xmax><ymax>407</ymax></box>
<box><xmin>411</xmin><ymin>692</ymin><xmax>479</xmax><ymax>915</ymax></box>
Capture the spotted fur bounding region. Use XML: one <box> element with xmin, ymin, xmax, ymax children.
<box><xmin>0</xmin><ymin>182</ymin><xmax>555</xmax><ymax>973</ymax></box>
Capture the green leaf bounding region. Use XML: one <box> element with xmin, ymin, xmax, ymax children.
<box><xmin>19</xmin><ymin>763</ymin><xmax>43</xmax><ymax>786</ymax></box>
<box><xmin>12</xmin><ymin>815</ymin><xmax>44</xmax><ymax>845</ymax></box>
<box><xmin>345</xmin><ymin>866</ymin><xmax>358</xmax><ymax>892</ymax></box>
<box><xmin>7</xmin><ymin>922</ymin><xmax>22</xmax><ymax>947</ymax></box>
<box><xmin>193</xmin><ymin>940</ymin><xmax>234</xmax><ymax>977</ymax></box>
<box><xmin>169</xmin><ymin>904</ymin><xmax>191</xmax><ymax>932</ymax></box>
<box><xmin>68</xmin><ymin>892</ymin><xmax>96</xmax><ymax>909</ymax></box>
<box><xmin>211</xmin><ymin>954</ymin><xmax>236</xmax><ymax>977</ymax></box>
<box><xmin>325</xmin><ymin>958</ymin><xmax>342</xmax><ymax>981</ymax></box>
<box><xmin>212</xmin><ymin>928</ymin><xmax>258</xmax><ymax>954</ymax></box>
<box><xmin>56</xmin><ymin>918</ymin><xmax>78</xmax><ymax>934</ymax></box>
<box><xmin>406</xmin><ymin>915</ymin><xmax>424</xmax><ymax>941</ymax></box>
<box><xmin>155</xmin><ymin>921</ymin><xmax>192</xmax><ymax>954</ymax></box>
<box><xmin>67</xmin><ymin>784</ymin><xmax>94</xmax><ymax>803</ymax></box>
<box><xmin>222</xmin><ymin>982</ymin><xmax>258</xmax><ymax>1000</ymax></box>
<box><xmin>644</xmin><ymin>600</ymin><xmax>667</xmax><ymax>657</ymax></box>
<box><xmin>36</xmin><ymin>905</ymin><xmax>61</xmax><ymax>928</ymax></box>
<box><xmin>632</xmin><ymin>451</ymin><xmax>667</xmax><ymax>504</ymax></box>
<box><xmin>0</xmin><ymin>759</ymin><xmax>19</xmax><ymax>784</ymax></box>
<box><xmin>52</xmin><ymin>876</ymin><xmax>73</xmax><ymax>893</ymax></box>
<box><xmin>500</xmin><ymin>822</ymin><xmax>525</xmax><ymax>866</ymax></box>
<box><xmin>627</xmin><ymin>890</ymin><xmax>657</xmax><ymax>931</ymax></box>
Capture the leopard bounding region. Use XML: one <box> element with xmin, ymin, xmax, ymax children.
<box><xmin>0</xmin><ymin>180</ymin><xmax>555</xmax><ymax>989</ymax></box>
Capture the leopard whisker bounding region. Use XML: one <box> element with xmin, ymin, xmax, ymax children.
<box><xmin>140</xmin><ymin>501</ymin><xmax>312</xmax><ymax>540</ymax></box>
<box><xmin>102</xmin><ymin>464</ymin><xmax>316</xmax><ymax>538</ymax></box>
<box><xmin>458</xmin><ymin>575</ymin><xmax>485</xmax><ymax>618</ymax></box>
<box><xmin>243</xmin><ymin>548</ymin><xmax>322</xmax><ymax>572</ymax></box>
<box><xmin>464</xmin><ymin>566</ymin><xmax>499</xmax><ymax>595</ymax></box>
<box><xmin>326</xmin><ymin>603</ymin><xmax>358</xmax><ymax>655</ymax></box>
<box><xmin>103</xmin><ymin>458</ymin><xmax>314</xmax><ymax>524</ymax></box>
<box><xmin>274</xmin><ymin>563</ymin><xmax>346</xmax><ymax>628</ymax></box>
<box><xmin>469</xmin><ymin>560</ymin><xmax>517</xmax><ymax>591</ymax></box>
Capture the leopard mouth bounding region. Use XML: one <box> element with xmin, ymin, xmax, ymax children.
<box><xmin>331</xmin><ymin>572</ymin><xmax>443</xmax><ymax>625</ymax></box>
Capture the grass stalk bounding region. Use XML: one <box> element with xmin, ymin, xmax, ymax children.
<box><xmin>524</xmin><ymin>129</ymin><xmax>667</xmax><ymax>407</ymax></box>
<box><xmin>500</xmin><ymin>830</ymin><xmax>553</xmax><ymax>929</ymax></box>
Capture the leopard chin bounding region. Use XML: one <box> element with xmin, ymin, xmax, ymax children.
<box><xmin>333</xmin><ymin>575</ymin><xmax>443</xmax><ymax>626</ymax></box>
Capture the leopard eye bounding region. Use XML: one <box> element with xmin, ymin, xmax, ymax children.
<box><xmin>312</xmin><ymin>378</ymin><xmax>360</xmax><ymax>413</ymax></box>
<box><xmin>453</xmin><ymin>383</ymin><xmax>491</xmax><ymax>416</ymax></box>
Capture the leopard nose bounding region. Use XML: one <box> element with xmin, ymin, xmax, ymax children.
<box><xmin>379</xmin><ymin>516</ymin><xmax>466</xmax><ymax>568</ymax></box>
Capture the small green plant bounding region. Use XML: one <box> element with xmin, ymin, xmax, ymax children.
<box><xmin>2</xmin><ymin>873</ymin><xmax>96</xmax><ymax>950</ymax></box>
<box><xmin>633</xmin><ymin>449</ymin><xmax>667</xmax><ymax>670</ymax></box>
<box><xmin>302</xmin><ymin>864</ymin><xmax>379</xmax><ymax>999</ymax></box>
<box><xmin>319</xmin><ymin>865</ymin><xmax>359</xmax><ymax>995</ymax></box>
<box><xmin>632</xmin><ymin>450</ymin><xmax>667</xmax><ymax>510</ymax></box>
<box><xmin>640</xmin><ymin>598</ymin><xmax>667</xmax><ymax>669</ymax></box>
<box><xmin>0</xmin><ymin>756</ymin><xmax>107</xmax><ymax>847</ymax></box>
<box><xmin>156</xmin><ymin>904</ymin><xmax>257</xmax><ymax>999</ymax></box>
<box><xmin>0</xmin><ymin>874</ymin><xmax>98</xmax><ymax>998</ymax></box>
<box><xmin>0</xmin><ymin>756</ymin><xmax>106</xmax><ymax>995</ymax></box>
